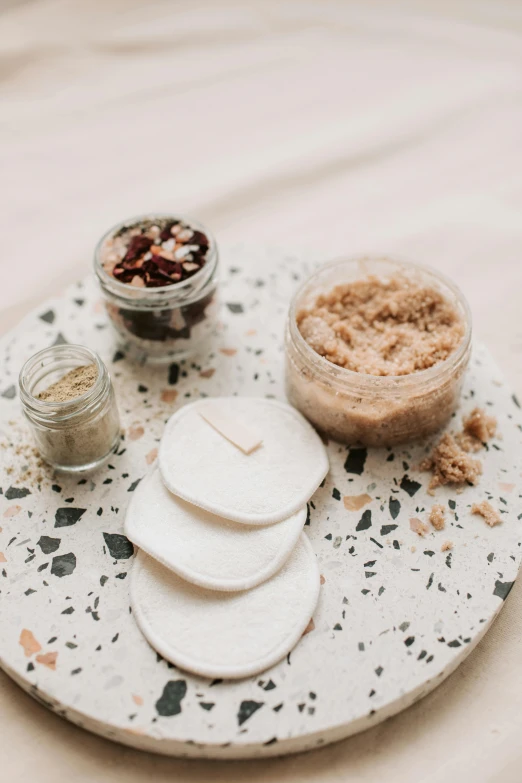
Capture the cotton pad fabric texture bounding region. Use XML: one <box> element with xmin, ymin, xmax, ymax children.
<box><xmin>125</xmin><ymin>467</ymin><xmax>307</xmax><ymax>592</ymax></box>
<box><xmin>130</xmin><ymin>533</ymin><xmax>320</xmax><ymax>679</ymax></box>
<box><xmin>159</xmin><ymin>397</ymin><xmax>329</xmax><ymax>525</ymax></box>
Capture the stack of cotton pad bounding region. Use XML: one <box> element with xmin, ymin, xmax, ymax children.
<box><xmin>125</xmin><ymin>397</ymin><xmax>329</xmax><ymax>679</ymax></box>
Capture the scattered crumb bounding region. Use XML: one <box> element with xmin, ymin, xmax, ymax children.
<box><xmin>457</xmin><ymin>407</ymin><xmax>497</xmax><ymax>452</ymax></box>
<box><xmin>471</xmin><ymin>500</ymin><xmax>502</xmax><ymax>527</ymax></box>
<box><xmin>429</xmin><ymin>504</ymin><xmax>446</xmax><ymax>531</ymax></box>
<box><xmin>410</xmin><ymin>517</ymin><xmax>429</xmax><ymax>536</ymax></box>
<box><xmin>410</xmin><ymin>545</ymin><xmax>416</xmax><ymax>553</ymax></box>
<box><xmin>441</xmin><ymin>541</ymin><xmax>453</xmax><ymax>551</ymax></box>
<box><xmin>420</xmin><ymin>433</ymin><xmax>482</xmax><ymax>493</ymax></box>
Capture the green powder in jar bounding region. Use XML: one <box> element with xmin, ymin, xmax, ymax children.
<box><xmin>38</xmin><ymin>364</ymin><xmax>98</xmax><ymax>402</ymax></box>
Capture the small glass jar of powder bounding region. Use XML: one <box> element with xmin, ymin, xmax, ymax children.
<box><xmin>19</xmin><ymin>345</ymin><xmax>121</xmax><ymax>472</ymax></box>
<box><xmin>94</xmin><ymin>213</ymin><xmax>219</xmax><ymax>363</ymax></box>
<box><xmin>285</xmin><ymin>257</ymin><xmax>472</xmax><ymax>447</ymax></box>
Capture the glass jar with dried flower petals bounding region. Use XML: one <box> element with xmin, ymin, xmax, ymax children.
<box><xmin>94</xmin><ymin>213</ymin><xmax>219</xmax><ymax>363</ymax></box>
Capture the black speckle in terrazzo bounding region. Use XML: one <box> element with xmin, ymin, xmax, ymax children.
<box><xmin>5</xmin><ymin>486</ymin><xmax>31</xmax><ymax>500</ymax></box>
<box><xmin>356</xmin><ymin>510</ymin><xmax>372</xmax><ymax>531</ymax></box>
<box><xmin>226</xmin><ymin>303</ymin><xmax>244</xmax><ymax>314</ymax></box>
<box><xmin>445</xmin><ymin>553</ymin><xmax>452</xmax><ymax>568</ymax></box>
<box><xmin>52</xmin><ymin>484</ymin><xmax>62</xmax><ymax>493</ymax></box>
<box><xmin>512</xmin><ymin>394</ymin><xmax>520</xmax><ymax>408</ymax></box>
<box><xmin>237</xmin><ymin>700</ymin><xmax>264</xmax><ymax>726</ymax></box>
<box><xmin>332</xmin><ymin>488</ymin><xmax>341</xmax><ymax>501</ymax></box>
<box><xmin>380</xmin><ymin>524</ymin><xmax>397</xmax><ymax>536</ymax></box>
<box><xmin>344</xmin><ymin>448</ymin><xmax>367</xmax><ymax>475</ymax></box>
<box><xmin>399</xmin><ymin>476</ymin><xmax>421</xmax><ymax>497</ymax></box>
<box><xmin>404</xmin><ymin>636</ymin><xmax>415</xmax><ymax>647</ymax></box>
<box><xmin>199</xmin><ymin>702</ymin><xmax>215</xmax><ymax>711</ymax></box>
<box><xmin>424</xmin><ymin>550</ymin><xmax>435</xmax><ymax>557</ymax></box>
<box><xmin>494</xmin><ymin>579</ymin><xmax>514</xmax><ymax>600</ymax></box>
<box><xmin>103</xmin><ymin>533</ymin><xmax>134</xmax><ymax>560</ymax></box>
<box><xmin>54</xmin><ymin>507</ymin><xmax>86</xmax><ymax>528</ymax></box>
<box><xmin>37</xmin><ymin>536</ymin><xmax>60</xmax><ymax>554</ymax></box>
<box><xmin>448</xmin><ymin>499</ymin><xmax>456</xmax><ymax>510</ymax></box>
<box><xmin>426</xmin><ymin>573</ymin><xmax>434</xmax><ymax>589</ymax></box>
<box><xmin>51</xmin><ymin>553</ymin><xmax>77</xmax><ymax>578</ymax></box>
<box><xmin>128</xmin><ymin>479</ymin><xmax>141</xmax><ymax>492</ymax></box>
<box><xmin>100</xmin><ymin>575</ymin><xmax>108</xmax><ymax>586</ymax></box>
<box><xmin>39</xmin><ymin>309</ymin><xmax>55</xmax><ymax>324</ymax></box>
<box><xmin>112</xmin><ymin>350</ymin><xmax>125</xmax><ymax>362</ymax></box>
<box><xmin>389</xmin><ymin>497</ymin><xmax>401</xmax><ymax>520</ymax></box>
<box><xmin>168</xmin><ymin>363</ymin><xmax>180</xmax><ymax>385</ymax></box>
<box><xmin>155</xmin><ymin>680</ymin><xmax>187</xmax><ymax>717</ymax></box>
<box><xmin>52</xmin><ymin>332</ymin><xmax>67</xmax><ymax>346</ymax></box>
<box><xmin>2</xmin><ymin>385</ymin><xmax>16</xmax><ymax>399</ymax></box>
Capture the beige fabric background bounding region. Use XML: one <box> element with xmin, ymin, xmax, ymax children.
<box><xmin>1</xmin><ymin>1</ymin><xmax>522</xmax><ymax>780</ymax></box>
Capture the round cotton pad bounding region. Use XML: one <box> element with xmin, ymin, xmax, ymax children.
<box><xmin>158</xmin><ymin>397</ymin><xmax>329</xmax><ymax>525</ymax></box>
<box><xmin>130</xmin><ymin>534</ymin><xmax>320</xmax><ymax>679</ymax></box>
<box><xmin>125</xmin><ymin>467</ymin><xmax>307</xmax><ymax>592</ymax></box>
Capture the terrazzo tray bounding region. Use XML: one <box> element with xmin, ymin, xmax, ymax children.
<box><xmin>0</xmin><ymin>247</ymin><xmax>521</xmax><ymax>759</ymax></box>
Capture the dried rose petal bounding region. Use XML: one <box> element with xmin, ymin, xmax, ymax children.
<box><xmin>123</xmin><ymin>234</ymin><xmax>153</xmax><ymax>263</ymax></box>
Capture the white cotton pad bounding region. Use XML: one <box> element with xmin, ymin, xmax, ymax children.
<box><xmin>158</xmin><ymin>397</ymin><xmax>329</xmax><ymax>525</ymax></box>
<box><xmin>124</xmin><ymin>467</ymin><xmax>307</xmax><ymax>592</ymax></box>
<box><xmin>130</xmin><ymin>534</ymin><xmax>320</xmax><ymax>679</ymax></box>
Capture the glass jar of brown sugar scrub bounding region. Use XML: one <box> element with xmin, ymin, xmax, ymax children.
<box><xmin>285</xmin><ymin>257</ymin><xmax>472</xmax><ymax>447</ymax></box>
<box><xmin>94</xmin><ymin>213</ymin><xmax>219</xmax><ymax>364</ymax></box>
<box><xmin>19</xmin><ymin>345</ymin><xmax>121</xmax><ymax>472</ymax></box>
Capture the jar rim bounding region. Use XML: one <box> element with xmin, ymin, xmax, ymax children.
<box><xmin>19</xmin><ymin>344</ymin><xmax>108</xmax><ymax>416</ymax></box>
<box><xmin>287</xmin><ymin>255</ymin><xmax>473</xmax><ymax>389</ymax></box>
<box><xmin>93</xmin><ymin>212</ymin><xmax>218</xmax><ymax>304</ymax></box>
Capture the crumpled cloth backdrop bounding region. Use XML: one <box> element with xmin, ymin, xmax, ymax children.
<box><xmin>1</xmin><ymin>1</ymin><xmax>522</xmax><ymax>781</ymax></box>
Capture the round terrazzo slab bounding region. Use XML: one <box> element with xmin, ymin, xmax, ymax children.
<box><xmin>125</xmin><ymin>467</ymin><xmax>307</xmax><ymax>592</ymax></box>
<box><xmin>130</xmin><ymin>534</ymin><xmax>319</xmax><ymax>679</ymax></box>
<box><xmin>0</xmin><ymin>246</ymin><xmax>521</xmax><ymax>759</ymax></box>
<box><xmin>159</xmin><ymin>396</ymin><xmax>329</xmax><ymax>525</ymax></box>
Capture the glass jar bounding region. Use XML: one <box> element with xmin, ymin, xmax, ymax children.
<box><xmin>19</xmin><ymin>345</ymin><xmax>121</xmax><ymax>472</ymax></box>
<box><xmin>285</xmin><ymin>257</ymin><xmax>472</xmax><ymax>447</ymax></box>
<box><xmin>94</xmin><ymin>212</ymin><xmax>219</xmax><ymax>364</ymax></box>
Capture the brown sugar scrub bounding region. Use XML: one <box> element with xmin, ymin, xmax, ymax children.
<box><xmin>429</xmin><ymin>504</ymin><xmax>446</xmax><ymax>530</ymax></box>
<box><xmin>285</xmin><ymin>257</ymin><xmax>472</xmax><ymax>446</ymax></box>
<box><xmin>95</xmin><ymin>213</ymin><xmax>219</xmax><ymax>363</ymax></box>
<box><xmin>297</xmin><ymin>275</ymin><xmax>464</xmax><ymax>376</ymax></box>
<box><xmin>19</xmin><ymin>345</ymin><xmax>120</xmax><ymax>472</ymax></box>
<box><xmin>420</xmin><ymin>407</ymin><xmax>497</xmax><ymax>492</ymax></box>
<box><xmin>456</xmin><ymin>407</ymin><xmax>497</xmax><ymax>452</ymax></box>
<box><xmin>471</xmin><ymin>500</ymin><xmax>502</xmax><ymax>527</ymax></box>
<box><xmin>420</xmin><ymin>433</ymin><xmax>482</xmax><ymax>493</ymax></box>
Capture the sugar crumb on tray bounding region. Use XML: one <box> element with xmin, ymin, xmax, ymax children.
<box><xmin>429</xmin><ymin>504</ymin><xmax>446</xmax><ymax>530</ymax></box>
<box><xmin>456</xmin><ymin>407</ymin><xmax>497</xmax><ymax>453</ymax></box>
<box><xmin>471</xmin><ymin>500</ymin><xmax>502</xmax><ymax>527</ymax></box>
<box><xmin>420</xmin><ymin>433</ymin><xmax>482</xmax><ymax>493</ymax></box>
<box><xmin>441</xmin><ymin>541</ymin><xmax>453</xmax><ymax>551</ymax></box>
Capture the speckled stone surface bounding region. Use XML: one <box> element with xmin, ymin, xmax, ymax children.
<box><xmin>0</xmin><ymin>247</ymin><xmax>521</xmax><ymax>759</ymax></box>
